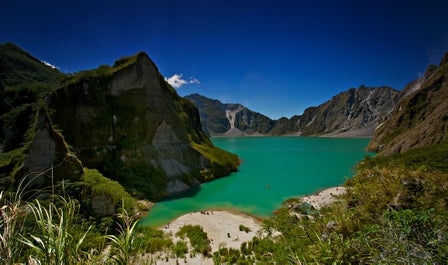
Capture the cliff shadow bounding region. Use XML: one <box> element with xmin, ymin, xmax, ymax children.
<box><xmin>158</xmin><ymin>185</ymin><xmax>202</xmax><ymax>202</ymax></box>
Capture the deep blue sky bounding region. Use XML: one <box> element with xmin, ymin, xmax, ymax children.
<box><xmin>2</xmin><ymin>0</ymin><xmax>448</xmax><ymax>119</ymax></box>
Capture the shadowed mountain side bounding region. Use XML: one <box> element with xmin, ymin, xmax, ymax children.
<box><xmin>368</xmin><ymin>52</ymin><xmax>448</xmax><ymax>155</ymax></box>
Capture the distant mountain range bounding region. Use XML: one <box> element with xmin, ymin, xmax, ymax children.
<box><xmin>186</xmin><ymin>85</ymin><xmax>401</xmax><ymax>137</ymax></box>
<box><xmin>186</xmin><ymin>51</ymin><xmax>448</xmax><ymax>155</ymax></box>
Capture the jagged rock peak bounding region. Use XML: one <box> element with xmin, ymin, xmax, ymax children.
<box><xmin>187</xmin><ymin>86</ymin><xmax>400</xmax><ymax>138</ymax></box>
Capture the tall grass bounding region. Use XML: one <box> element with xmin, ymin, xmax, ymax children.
<box><xmin>21</xmin><ymin>196</ymin><xmax>92</xmax><ymax>264</ymax></box>
<box><xmin>0</xmin><ymin>191</ymin><xmax>25</xmax><ymax>264</ymax></box>
<box><xmin>105</xmin><ymin>206</ymin><xmax>142</xmax><ymax>265</ymax></box>
<box><xmin>0</xmin><ymin>177</ymin><xmax>32</xmax><ymax>264</ymax></box>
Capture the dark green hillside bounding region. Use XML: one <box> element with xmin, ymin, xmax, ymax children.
<box><xmin>0</xmin><ymin>42</ymin><xmax>64</xmax><ymax>87</ymax></box>
<box><xmin>0</xmin><ymin>42</ymin><xmax>65</xmax><ymax>148</ymax></box>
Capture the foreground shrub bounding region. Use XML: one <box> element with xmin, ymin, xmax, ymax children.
<box><xmin>106</xmin><ymin>208</ymin><xmax>142</xmax><ymax>265</ymax></box>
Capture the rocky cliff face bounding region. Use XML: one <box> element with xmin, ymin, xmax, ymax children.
<box><xmin>185</xmin><ymin>93</ymin><xmax>275</xmax><ymax>136</ymax></box>
<box><xmin>188</xmin><ymin>86</ymin><xmax>400</xmax><ymax>138</ymax></box>
<box><xmin>368</xmin><ymin>52</ymin><xmax>448</xmax><ymax>155</ymax></box>
<box><xmin>21</xmin><ymin>110</ymin><xmax>84</xmax><ymax>189</ymax></box>
<box><xmin>48</xmin><ymin>53</ymin><xmax>239</xmax><ymax>199</ymax></box>
<box><xmin>291</xmin><ymin>86</ymin><xmax>401</xmax><ymax>137</ymax></box>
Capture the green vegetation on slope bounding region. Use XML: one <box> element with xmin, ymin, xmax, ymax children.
<box><xmin>0</xmin><ymin>42</ymin><xmax>65</xmax><ymax>153</ymax></box>
<box><xmin>191</xmin><ymin>141</ymin><xmax>240</xmax><ymax>181</ymax></box>
<box><xmin>0</xmin><ymin>42</ymin><xmax>64</xmax><ymax>87</ymax></box>
<box><xmin>82</xmin><ymin>168</ymin><xmax>138</xmax><ymax>212</ymax></box>
<box><xmin>213</xmin><ymin>143</ymin><xmax>448</xmax><ymax>264</ymax></box>
<box><xmin>368</xmin><ymin>52</ymin><xmax>448</xmax><ymax>154</ymax></box>
<box><xmin>60</xmin><ymin>52</ymin><xmax>142</xmax><ymax>87</ymax></box>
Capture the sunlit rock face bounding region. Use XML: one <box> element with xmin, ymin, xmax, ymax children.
<box><xmin>48</xmin><ymin>52</ymin><xmax>238</xmax><ymax>199</ymax></box>
<box><xmin>292</xmin><ymin>86</ymin><xmax>401</xmax><ymax>137</ymax></box>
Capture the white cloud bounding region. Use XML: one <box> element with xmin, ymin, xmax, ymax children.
<box><xmin>165</xmin><ymin>74</ymin><xmax>200</xmax><ymax>88</ymax></box>
<box><xmin>41</xmin><ymin>60</ymin><xmax>59</xmax><ymax>69</ymax></box>
<box><xmin>165</xmin><ymin>74</ymin><xmax>187</xmax><ymax>88</ymax></box>
<box><xmin>189</xmin><ymin>78</ymin><xmax>200</xmax><ymax>84</ymax></box>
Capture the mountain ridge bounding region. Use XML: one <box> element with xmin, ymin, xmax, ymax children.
<box><xmin>186</xmin><ymin>85</ymin><xmax>401</xmax><ymax>138</ymax></box>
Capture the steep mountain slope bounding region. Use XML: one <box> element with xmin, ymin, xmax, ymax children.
<box><xmin>185</xmin><ymin>93</ymin><xmax>275</xmax><ymax>136</ymax></box>
<box><xmin>0</xmin><ymin>42</ymin><xmax>65</xmax><ymax>152</ymax></box>
<box><xmin>0</xmin><ymin>42</ymin><xmax>64</xmax><ymax>87</ymax></box>
<box><xmin>48</xmin><ymin>53</ymin><xmax>239</xmax><ymax>198</ymax></box>
<box><xmin>292</xmin><ymin>86</ymin><xmax>401</xmax><ymax>137</ymax></box>
<box><xmin>188</xmin><ymin>86</ymin><xmax>400</xmax><ymax>137</ymax></box>
<box><xmin>0</xmin><ymin>43</ymin><xmax>239</xmax><ymax>201</ymax></box>
<box><xmin>368</xmin><ymin>52</ymin><xmax>448</xmax><ymax>154</ymax></box>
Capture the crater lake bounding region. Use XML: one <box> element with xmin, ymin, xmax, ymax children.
<box><xmin>140</xmin><ymin>137</ymin><xmax>372</xmax><ymax>226</ymax></box>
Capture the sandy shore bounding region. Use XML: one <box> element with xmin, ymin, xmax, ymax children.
<box><xmin>149</xmin><ymin>186</ymin><xmax>346</xmax><ymax>264</ymax></box>
<box><xmin>161</xmin><ymin>210</ymin><xmax>262</xmax><ymax>253</ymax></box>
<box><xmin>300</xmin><ymin>186</ymin><xmax>346</xmax><ymax>209</ymax></box>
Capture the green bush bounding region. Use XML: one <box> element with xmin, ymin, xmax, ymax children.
<box><xmin>172</xmin><ymin>240</ymin><xmax>188</xmax><ymax>258</ymax></box>
<box><xmin>239</xmin><ymin>224</ymin><xmax>251</xmax><ymax>233</ymax></box>
<box><xmin>82</xmin><ymin>168</ymin><xmax>137</xmax><ymax>212</ymax></box>
<box><xmin>176</xmin><ymin>224</ymin><xmax>211</xmax><ymax>256</ymax></box>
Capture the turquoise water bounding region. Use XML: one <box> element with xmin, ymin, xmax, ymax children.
<box><xmin>140</xmin><ymin>137</ymin><xmax>372</xmax><ymax>226</ymax></box>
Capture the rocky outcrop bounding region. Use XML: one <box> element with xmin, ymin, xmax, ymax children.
<box><xmin>48</xmin><ymin>53</ymin><xmax>239</xmax><ymax>199</ymax></box>
<box><xmin>368</xmin><ymin>52</ymin><xmax>448</xmax><ymax>155</ymax></box>
<box><xmin>21</xmin><ymin>110</ymin><xmax>83</xmax><ymax>188</ymax></box>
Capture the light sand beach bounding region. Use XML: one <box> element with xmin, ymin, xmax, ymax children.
<box><xmin>161</xmin><ymin>210</ymin><xmax>262</xmax><ymax>253</ymax></box>
<box><xmin>149</xmin><ymin>186</ymin><xmax>346</xmax><ymax>264</ymax></box>
<box><xmin>300</xmin><ymin>186</ymin><xmax>346</xmax><ymax>209</ymax></box>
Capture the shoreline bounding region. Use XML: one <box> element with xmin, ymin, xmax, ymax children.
<box><xmin>146</xmin><ymin>185</ymin><xmax>347</xmax><ymax>228</ymax></box>
<box><xmin>144</xmin><ymin>186</ymin><xmax>347</xmax><ymax>264</ymax></box>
